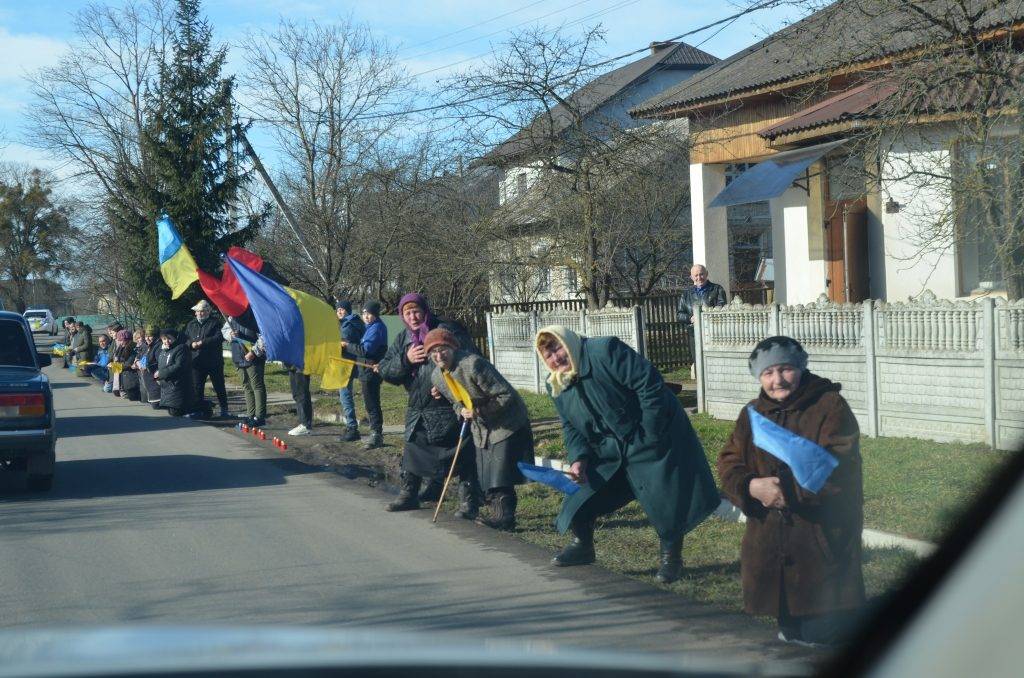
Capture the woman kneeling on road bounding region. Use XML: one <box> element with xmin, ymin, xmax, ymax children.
<box><xmin>535</xmin><ymin>326</ymin><xmax>718</xmax><ymax>584</ymax></box>
<box><xmin>425</xmin><ymin>327</ymin><xmax>535</xmax><ymax>530</ymax></box>
<box><xmin>717</xmin><ymin>336</ymin><xmax>864</xmax><ymax>647</ymax></box>
<box><xmin>155</xmin><ymin>328</ymin><xmax>197</xmax><ymax>417</ymax></box>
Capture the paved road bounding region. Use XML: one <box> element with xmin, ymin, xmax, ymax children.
<box><xmin>0</xmin><ymin>339</ymin><xmax>809</xmax><ymax>668</ymax></box>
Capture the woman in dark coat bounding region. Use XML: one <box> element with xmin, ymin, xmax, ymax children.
<box><xmin>718</xmin><ymin>336</ymin><xmax>864</xmax><ymax>646</ymax></box>
<box><xmin>378</xmin><ymin>292</ymin><xmax>481</xmax><ymax>515</ymax></box>
<box><xmin>155</xmin><ymin>329</ymin><xmax>196</xmax><ymax>417</ymax></box>
<box><xmin>535</xmin><ymin>325</ymin><xmax>719</xmax><ymax>584</ymax></box>
<box><xmin>112</xmin><ymin>329</ymin><xmax>141</xmax><ymax>400</ymax></box>
<box><xmin>426</xmin><ymin>327</ymin><xmax>535</xmax><ymax>530</ymax></box>
<box><xmin>137</xmin><ymin>326</ymin><xmax>162</xmax><ymax>408</ymax></box>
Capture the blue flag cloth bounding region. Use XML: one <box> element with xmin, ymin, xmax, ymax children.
<box><xmin>747</xmin><ymin>405</ymin><xmax>839</xmax><ymax>494</ymax></box>
<box><xmin>138</xmin><ymin>355</ymin><xmax>148</xmax><ymax>369</ymax></box>
<box><xmin>517</xmin><ymin>462</ymin><xmax>580</xmax><ymax>495</ymax></box>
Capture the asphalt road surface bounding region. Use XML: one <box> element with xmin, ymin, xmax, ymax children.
<box><xmin>0</xmin><ymin>336</ymin><xmax>811</xmax><ymax>669</ymax></box>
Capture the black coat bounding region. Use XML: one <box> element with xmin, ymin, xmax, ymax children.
<box><xmin>676</xmin><ymin>282</ymin><xmax>728</xmax><ymax>324</ymax></box>
<box><xmin>185</xmin><ymin>316</ymin><xmax>224</xmax><ymax>369</ymax></box>
<box><xmin>228</xmin><ymin>317</ymin><xmax>263</xmax><ymax>368</ymax></box>
<box><xmin>379</xmin><ymin>320</ymin><xmax>475</xmax><ymax>445</ymax></box>
<box><xmin>158</xmin><ymin>338</ymin><xmax>194</xmax><ymax>410</ymax></box>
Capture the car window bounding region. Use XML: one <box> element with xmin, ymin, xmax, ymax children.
<box><xmin>23</xmin><ymin>311</ymin><xmax>47</xmax><ymax>319</ymax></box>
<box><xmin>0</xmin><ymin>320</ymin><xmax>36</xmax><ymax>366</ymax></box>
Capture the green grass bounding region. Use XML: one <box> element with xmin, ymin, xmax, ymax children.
<box><xmin>222</xmin><ymin>358</ymin><xmax>322</xmax><ymax>393</ymax></box>
<box><xmin>514</xmin><ymin>483</ymin><xmax>919</xmax><ymax>612</ymax></box>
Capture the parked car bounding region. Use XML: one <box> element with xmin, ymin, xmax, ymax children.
<box><xmin>23</xmin><ymin>308</ymin><xmax>58</xmax><ymax>336</ymax></box>
<box><xmin>0</xmin><ymin>311</ymin><xmax>55</xmax><ymax>491</ymax></box>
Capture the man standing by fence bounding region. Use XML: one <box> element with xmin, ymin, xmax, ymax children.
<box><xmin>677</xmin><ymin>264</ymin><xmax>728</xmax><ymax>377</ymax></box>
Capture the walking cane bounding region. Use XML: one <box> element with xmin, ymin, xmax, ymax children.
<box><xmin>432</xmin><ymin>419</ymin><xmax>470</xmax><ymax>523</ymax></box>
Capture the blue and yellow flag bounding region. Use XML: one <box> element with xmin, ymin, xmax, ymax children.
<box><xmin>322</xmin><ymin>357</ymin><xmax>356</xmax><ymax>390</ymax></box>
<box><xmin>747</xmin><ymin>405</ymin><xmax>839</xmax><ymax>493</ymax></box>
<box><xmin>227</xmin><ymin>256</ymin><xmax>340</xmax><ymax>381</ymax></box>
<box><xmin>156</xmin><ymin>214</ymin><xmax>199</xmax><ymax>299</ymax></box>
<box><xmin>442</xmin><ymin>370</ymin><xmax>474</xmax><ymax>412</ymax></box>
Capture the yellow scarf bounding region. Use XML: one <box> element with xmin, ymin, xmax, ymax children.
<box><xmin>535</xmin><ymin>324</ymin><xmax>584</xmax><ymax>398</ymax></box>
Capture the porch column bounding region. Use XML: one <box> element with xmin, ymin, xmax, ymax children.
<box><xmin>690</xmin><ymin>163</ymin><xmax>730</xmax><ymax>298</ymax></box>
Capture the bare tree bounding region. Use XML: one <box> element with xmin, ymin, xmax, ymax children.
<box><xmin>446</xmin><ymin>25</ymin><xmax>694</xmax><ymax>308</ymax></box>
<box><xmin>241</xmin><ymin>18</ymin><xmax>411</xmax><ymax>302</ymax></box>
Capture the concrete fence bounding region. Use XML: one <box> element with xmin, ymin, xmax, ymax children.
<box><xmin>694</xmin><ymin>290</ymin><xmax>1024</xmax><ymax>451</ymax></box>
<box><xmin>487</xmin><ymin>306</ymin><xmax>644</xmax><ymax>393</ymax></box>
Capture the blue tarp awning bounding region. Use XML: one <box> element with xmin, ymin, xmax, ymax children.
<box><xmin>709</xmin><ymin>139</ymin><xmax>848</xmax><ymax>208</ymax></box>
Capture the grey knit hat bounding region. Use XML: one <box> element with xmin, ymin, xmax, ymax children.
<box><xmin>748</xmin><ymin>336</ymin><xmax>808</xmax><ymax>377</ymax></box>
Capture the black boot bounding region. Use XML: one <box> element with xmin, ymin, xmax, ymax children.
<box><xmin>655</xmin><ymin>538</ymin><xmax>684</xmax><ymax>584</ymax></box>
<box><xmin>453</xmin><ymin>480</ymin><xmax>481</xmax><ymax>520</ymax></box>
<box><xmin>552</xmin><ymin>518</ymin><xmax>596</xmax><ymax>566</ymax></box>
<box><xmin>418</xmin><ymin>474</ymin><xmax>444</xmax><ymax>503</ymax></box>
<box><xmin>476</xmin><ymin>489</ymin><xmax>517</xmax><ymax>530</ymax></box>
<box><xmin>387</xmin><ymin>473</ymin><xmax>422</xmax><ymax>512</ymax></box>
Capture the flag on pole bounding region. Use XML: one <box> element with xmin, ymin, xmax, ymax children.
<box><xmin>322</xmin><ymin>357</ymin><xmax>356</xmax><ymax>390</ymax></box>
<box><xmin>156</xmin><ymin>214</ymin><xmax>199</xmax><ymax>299</ymax></box>
<box><xmin>227</xmin><ymin>256</ymin><xmax>340</xmax><ymax>380</ymax></box>
<box><xmin>517</xmin><ymin>462</ymin><xmax>580</xmax><ymax>495</ymax></box>
<box><xmin>197</xmin><ymin>246</ymin><xmax>265</xmax><ymax>317</ymax></box>
<box><xmin>442</xmin><ymin>370</ymin><xmax>474</xmax><ymax>412</ymax></box>
<box><xmin>746</xmin><ymin>405</ymin><xmax>839</xmax><ymax>493</ymax></box>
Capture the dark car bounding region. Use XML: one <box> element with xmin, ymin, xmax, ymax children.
<box><xmin>0</xmin><ymin>311</ymin><xmax>55</xmax><ymax>491</ymax></box>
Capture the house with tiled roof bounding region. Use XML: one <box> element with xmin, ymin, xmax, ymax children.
<box><xmin>483</xmin><ymin>41</ymin><xmax>718</xmax><ymax>303</ymax></box>
<box><xmin>631</xmin><ymin>0</ymin><xmax>1023</xmax><ymax>304</ymax></box>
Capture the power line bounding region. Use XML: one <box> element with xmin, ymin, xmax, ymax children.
<box><xmin>408</xmin><ymin>0</ymin><xmax>642</xmax><ymax>79</ymax></box>
<box><xmin>405</xmin><ymin>0</ymin><xmax>600</xmax><ymax>62</ymax></box>
<box><xmin>397</xmin><ymin>0</ymin><xmax>550</xmax><ymax>53</ymax></box>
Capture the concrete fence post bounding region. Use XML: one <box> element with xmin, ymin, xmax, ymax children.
<box><xmin>982</xmin><ymin>297</ymin><xmax>996</xmax><ymax>447</ymax></box>
<box><xmin>485</xmin><ymin>312</ymin><xmax>496</xmax><ymax>365</ymax></box>
<box><xmin>862</xmin><ymin>299</ymin><xmax>879</xmax><ymax>437</ymax></box>
<box><xmin>531</xmin><ymin>311</ymin><xmax>542</xmax><ymax>394</ymax></box>
<box><xmin>694</xmin><ymin>303</ymin><xmax>706</xmax><ymax>413</ymax></box>
<box><xmin>769</xmin><ymin>302</ymin><xmax>781</xmax><ymax>336</ymax></box>
<box><xmin>633</xmin><ymin>306</ymin><xmax>646</xmax><ymax>357</ymax></box>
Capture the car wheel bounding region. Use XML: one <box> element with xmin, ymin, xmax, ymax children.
<box><xmin>27</xmin><ymin>474</ymin><xmax>53</xmax><ymax>492</ymax></box>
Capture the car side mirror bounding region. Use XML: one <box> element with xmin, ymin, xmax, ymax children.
<box><xmin>38</xmin><ymin>354</ymin><xmax>52</xmax><ymax>368</ymax></box>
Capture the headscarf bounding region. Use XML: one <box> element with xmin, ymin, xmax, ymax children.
<box><xmin>115</xmin><ymin>329</ymin><xmax>131</xmax><ymax>344</ymax></box>
<box><xmin>535</xmin><ymin>325</ymin><xmax>584</xmax><ymax>398</ymax></box>
<box><xmin>397</xmin><ymin>292</ymin><xmax>437</xmax><ymax>347</ymax></box>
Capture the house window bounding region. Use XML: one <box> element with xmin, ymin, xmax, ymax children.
<box><xmin>955</xmin><ymin>141</ymin><xmax>1008</xmax><ymax>294</ymax></box>
<box><xmin>516</xmin><ymin>173</ymin><xmax>528</xmax><ymax>196</ymax></box>
<box><xmin>536</xmin><ymin>267</ymin><xmax>551</xmax><ymax>294</ymax></box>
<box><xmin>826</xmin><ymin>154</ymin><xmax>866</xmax><ymax>201</ymax></box>
<box><xmin>566</xmin><ymin>268</ymin><xmax>579</xmax><ymax>293</ymax></box>
<box><xmin>725</xmin><ymin>165</ymin><xmax>772</xmax><ymax>284</ymax></box>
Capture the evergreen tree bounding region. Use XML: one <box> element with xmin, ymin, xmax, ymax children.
<box><xmin>134</xmin><ymin>0</ymin><xmax>259</xmax><ymax>325</ymax></box>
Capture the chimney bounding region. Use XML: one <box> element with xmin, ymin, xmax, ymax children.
<box><xmin>649</xmin><ymin>41</ymin><xmax>677</xmax><ymax>55</ymax></box>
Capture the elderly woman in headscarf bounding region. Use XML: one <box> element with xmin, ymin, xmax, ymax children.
<box><xmin>426</xmin><ymin>327</ymin><xmax>535</xmax><ymax>530</ymax></box>
<box><xmin>718</xmin><ymin>336</ymin><xmax>864</xmax><ymax>647</ymax></box>
<box><xmin>111</xmin><ymin>329</ymin><xmax>141</xmax><ymax>400</ymax></box>
<box><xmin>378</xmin><ymin>292</ymin><xmax>482</xmax><ymax>515</ymax></box>
<box><xmin>535</xmin><ymin>326</ymin><xmax>719</xmax><ymax>584</ymax></box>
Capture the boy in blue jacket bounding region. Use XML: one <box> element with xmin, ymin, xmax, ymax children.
<box><xmin>346</xmin><ymin>301</ymin><xmax>388</xmax><ymax>449</ymax></box>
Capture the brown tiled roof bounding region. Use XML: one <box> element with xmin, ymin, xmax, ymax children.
<box><xmin>759</xmin><ymin>81</ymin><xmax>897</xmax><ymax>139</ymax></box>
<box><xmin>631</xmin><ymin>0</ymin><xmax>1023</xmax><ymax>117</ymax></box>
<box><xmin>485</xmin><ymin>41</ymin><xmax>717</xmax><ymax>164</ymax></box>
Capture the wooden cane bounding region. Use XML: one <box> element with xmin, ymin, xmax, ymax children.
<box><xmin>432</xmin><ymin>420</ymin><xmax>470</xmax><ymax>523</ymax></box>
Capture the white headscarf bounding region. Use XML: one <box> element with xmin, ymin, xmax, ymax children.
<box><xmin>535</xmin><ymin>325</ymin><xmax>584</xmax><ymax>398</ymax></box>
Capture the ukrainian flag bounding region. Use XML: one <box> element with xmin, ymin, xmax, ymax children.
<box><xmin>227</xmin><ymin>256</ymin><xmax>340</xmax><ymax>381</ymax></box>
<box><xmin>156</xmin><ymin>214</ymin><xmax>199</xmax><ymax>299</ymax></box>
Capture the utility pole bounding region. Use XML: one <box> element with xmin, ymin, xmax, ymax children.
<box><xmin>235</xmin><ymin>126</ymin><xmax>331</xmax><ymax>293</ymax></box>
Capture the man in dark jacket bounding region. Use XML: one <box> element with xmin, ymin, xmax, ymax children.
<box><xmin>336</xmin><ymin>300</ymin><xmax>366</xmax><ymax>442</ymax></box>
<box><xmin>156</xmin><ymin>329</ymin><xmax>196</xmax><ymax>417</ymax></box>
<box><xmin>348</xmin><ymin>301</ymin><xmax>388</xmax><ymax>449</ymax></box>
<box><xmin>227</xmin><ymin>314</ymin><xmax>267</xmax><ymax>427</ymax></box>
<box><xmin>676</xmin><ymin>264</ymin><xmax>728</xmax><ymax>373</ymax></box>
<box><xmin>185</xmin><ymin>299</ymin><xmax>229</xmax><ymax>418</ymax></box>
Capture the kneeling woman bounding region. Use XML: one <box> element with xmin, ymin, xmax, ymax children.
<box><xmin>717</xmin><ymin>336</ymin><xmax>864</xmax><ymax>646</ymax></box>
<box><xmin>425</xmin><ymin>328</ymin><xmax>535</xmax><ymax>530</ymax></box>
<box><xmin>155</xmin><ymin>329</ymin><xmax>196</xmax><ymax>417</ymax></box>
<box><xmin>535</xmin><ymin>326</ymin><xmax>718</xmax><ymax>583</ymax></box>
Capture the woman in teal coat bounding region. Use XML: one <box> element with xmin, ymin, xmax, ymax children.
<box><xmin>535</xmin><ymin>325</ymin><xmax>719</xmax><ymax>584</ymax></box>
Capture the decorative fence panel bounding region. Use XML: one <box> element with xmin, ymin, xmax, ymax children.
<box><xmin>695</xmin><ymin>291</ymin><xmax>1024</xmax><ymax>451</ymax></box>
<box><xmin>488</xmin><ymin>306</ymin><xmax>644</xmax><ymax>393</ymax></box>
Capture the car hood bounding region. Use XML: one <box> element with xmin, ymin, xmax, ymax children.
<box><xmin>0</xmin><ymin>627</ymin><xmax>808</xmax><ymax>677</ymax></box>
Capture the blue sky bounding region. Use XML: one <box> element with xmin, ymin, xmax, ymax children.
<box><xmin>0</xmin><ymin>0</ymin><xmax>809</xmax><ymax>173</ymax></box>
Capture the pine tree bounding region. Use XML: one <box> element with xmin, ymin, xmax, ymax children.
<box><xmin>134</xmin><ymin>0</ymin><xmax>259</xmax><ymax>325</ymax></box>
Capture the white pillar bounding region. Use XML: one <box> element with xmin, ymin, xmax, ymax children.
<box><xmin>690</xmin><ymin>163</ymin><xmax>730</xmax><ymax>297</ymax></box>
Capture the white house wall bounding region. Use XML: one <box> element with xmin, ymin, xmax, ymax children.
<box><xmin>689</xmin><ymin>163</ymin><xmax>730</xmax><ymax>290</ymax></box>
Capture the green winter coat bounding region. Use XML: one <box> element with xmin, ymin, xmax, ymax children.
<box><xmin>550</xmin><ymin>336</ymin><xmax>719</xmax><ymax>541</ymax></box>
